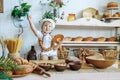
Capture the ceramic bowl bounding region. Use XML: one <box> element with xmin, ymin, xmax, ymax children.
<box><xmin>54</xmin><ymin>64</ymin><xmax>67</xmax><ymax>72</ymax></box>
<box><xmin>39</xmin><ymin>63</ymin><xmax>51</xmax><ymax>71</ymax></box>
<box><xmin>85</xmin><ymin>56</ymin><xmax>116</xmax><ymax>69</ymax></box>
<box><xmin>69</xmin><ymin>62</ymin><xmax>81</xmax><ymax>70</ymax></box>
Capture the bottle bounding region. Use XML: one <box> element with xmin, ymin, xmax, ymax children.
<box><xmin>27</xmin><ymin>46</ymin><xmax>37</xmax><ymax>61</ymax></box>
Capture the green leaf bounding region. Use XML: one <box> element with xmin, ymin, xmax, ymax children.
<box><xmin>11</xmin><ymin>2</ymin><xmax>31</xmax><ymax>18</ymax></box>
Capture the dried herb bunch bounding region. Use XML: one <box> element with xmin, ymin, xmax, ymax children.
<box><xmin>0</xmin><ymin>56</ymin><xmax>22</xmax><ymax>71</ymax></box>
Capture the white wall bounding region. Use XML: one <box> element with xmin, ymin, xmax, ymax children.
<box><xmin>0</xmin><ymin>0</ymin><xmax>120</xmax><ymax>58</ymax></box>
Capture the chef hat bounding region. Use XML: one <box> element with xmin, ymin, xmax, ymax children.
<box><xmin>40</xmin><ymin>19</ymin><xmax>55</xmax><ymax>30</ymax></box>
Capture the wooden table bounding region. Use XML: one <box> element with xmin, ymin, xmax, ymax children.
<box><xmin>12</xmin><ymin>60</ymin><xmax>120</xmax><ymax>80</ymax></box>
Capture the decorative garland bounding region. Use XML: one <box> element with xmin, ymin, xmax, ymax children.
<box><xmin>39</xmin><ymin>39</ymin><xmax>54</xmax><ymax>51</ymax></box>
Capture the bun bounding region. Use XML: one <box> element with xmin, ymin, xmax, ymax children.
<box><xmin>116</xmin><ymin>12</ymin><xmax>120</xmax><ymax>17</ymax></box>
<box><xmin>84</xmin><ymin>36</ymin><xmax>94</xmax><ymax>41</ymax></box>
<box><xmin>64</xmin><ymin>36</ymin><xmax>72</xmax><ymax>41</ymax></box>
<box><xmin>103</xmin><ymin>13</ymin><xmax>111</xmax><ymax>18</ymax></box>
<box><xmin>14</xmin><ymin>65</ymin><xmax>33</xmax><ymax>75</ymax></box>
<box><xmin>112</xmin><ymin>14</ymin><xmax>119</xmax><ymax>17</ymax></box>
<box><xmin>107</xmin><ymin>37</ymin><xmax>117</xmax><ymax>42</ymax></box>
<box><xmin>53</xmin><ymin>34</ymin><xmax>64</xmax><ymax>44</ymax></box>
<box><xmin>14</xmin><ymin>57</ymin><xmax>29</xmax><ymax>65</ymax></box>
<box><xmin>73</xmin><ymin>36</ymin><xmax>83</xmax><ymax>41</ymax></box>
<box><xmin>107</xmin><ymin>2</ymin><xmax>118</xmax><ymax>8</ymax></box>
<box><xmin>96</xmin><ymin>37</ymin><xmax>106</xmax><ymax>42</ymax></box>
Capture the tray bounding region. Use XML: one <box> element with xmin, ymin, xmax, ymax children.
<box><xmin>82</xmin><ymin>7</ymin><xmax>97</xmax><ymax>18</ymax></box>
<box><xmin>106</xmin><ymin>7</ymin><xmax>119</xmax><ymax>10</ymax></box>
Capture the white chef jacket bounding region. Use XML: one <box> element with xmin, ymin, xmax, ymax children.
<box><xmin>36</xmin><ymin>31</ymin><xmax>57</xmax><ymax>56</ymax></box>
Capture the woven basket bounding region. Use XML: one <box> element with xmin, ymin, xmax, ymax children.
<box><xmin>57</xmin><ymin>50</ymin><xmax>69</xmax><ymax>59</ymax></box>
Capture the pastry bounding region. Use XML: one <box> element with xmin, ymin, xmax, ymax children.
<box><xmin>96</xmin><ymin>37</ymin><xmax>106</xmax><ymax>42</ymax></box>
<box><xmin>112</xmin><ymin>14</ymin><xmax>119</xmax><ymax>17</ymax></box>
<box><xmin>103</xmin><ymin>13</ymin><xmax>111</xmax><ymax>18</ymax></box>
<box><xmin>14</xmin><ymin>65</ymin><xmax>33</xmax><ymax>75</ymax></box>
<box><xmin>107</xmin><ymin>2</ymin><xmax>118</xmax><ymax>8</ymax></box>
<box><xmin>64</xmin><ymin>36</ymin><xmax>72</xmax><ymax>41</ymax></box>
<box><xmin>73</xmin><ymin>36</ymin><xmax>83</xmax><ymax>41</ymax></box>
<box><xmin>107</xmin><ymin>37</ymin><xmax>117</xmax><ymax>42</ymax></box>
<box><xmin>116</xmin><ymin>12</ymin><xmax>120</xmax><ymax>17</ymax></box>
<box><xmin>14</xmin><ymin>57</ymin><xmax>29</xmax><ymax>65</ymax></box>
<box><xmin>53</xmin><ymin>34</ymin><xmax>64</xmax><ymax>44</ymax></box>
<box><xmin>84</xmin><ymin>36</ymin><xmax>94</xmax><ymax>41</ymax></box>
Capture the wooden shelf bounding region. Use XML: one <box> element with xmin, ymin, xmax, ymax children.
<box><xmin>105</xmin><ymin>17</ymin><xmax>120</xmax><ymax>19</ymax></box>
<box><xmin>56</xmin><ymin>18</ymin><xmax>120</xmax><ymax>27</ymax></box>
<box><xmin>62</xmin><ymin>41</ymin><xmax>120</xmax><ymax>47</ymax></box>
<box><xmin>106</xmin><ymin>7</ymin><xmax>119</xmax><ymax>10</ymax></box>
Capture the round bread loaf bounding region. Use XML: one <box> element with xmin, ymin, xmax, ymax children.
<box><xmin>116</xmin><ymin>12</ymin><xmax>120</xmax><ymax>17</ymax></box>
<box><xmin>96</xmin><ymin>37</ymin><xmax>106</xmax><ymax>42</ymax></box>
<box><xmin>64</xmin><ymin>36</ymin><xmax>72</xmax><ymax>41</ymax></box>
<box><xmin>84</xmin><ymin>36</ymin><xmax>94</xmax><ymax>41</ymax></box>
<box><xmin>53</xmin><ymin>34</ymin><xmax>64</xmax><ymax>44</ymax></box>
<box><xmin>107</xmin><ymin>2</ymin><xmax>118</xmax><ymax>8</ymax></box>
<box><xmin>73</xmin><ymin>36</ymin><xmax>83</xmax><ymax>41</ymax></box>
<box><xmin>103</xmin><ymin>13</ymin><xmax>111</xmax><ymax>18</ymax></box>
<box><xmin>112</xmin><ymin>14</ymin><xmax>119</xmax><ymax>17</ymax></box>
<box><xmin>107</xmin><ymin>37</ymin><xmax>117</xmax><ymax>42</ymax></box>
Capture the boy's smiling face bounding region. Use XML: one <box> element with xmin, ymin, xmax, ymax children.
<box><xmin>42</xmin><ymin>21</ymin><xmax>52</xmax><ymax>34</ymax></box>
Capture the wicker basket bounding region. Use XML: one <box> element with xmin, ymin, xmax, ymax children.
<box><xmin>57</xmin><ymin>50</ymin><xmax>70</xmax><ymax>59</ymax></box>
<box><xmin>99</xmin><ymin>49</ymin><xmax>118</xmax><ymax>59</ymax></box>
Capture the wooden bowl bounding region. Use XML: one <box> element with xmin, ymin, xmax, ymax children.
<box><xmin>69</xmin><ymin>62</ymin><xmax>81</xmax><ymax>70</ymax></box>
<box><xmin>86</xmin><ymin>56</ymin><xmax>116</xmax><ymax>69</ymax></box>
<box><xmin>39</xmin><ymin>63</ymin><xmax>51</xmax><ymax>71</ymax></box>
<box><xmin>54</xmin><ymin>64</ymin><xmax>67</xmax><ymax>72</ymax></box>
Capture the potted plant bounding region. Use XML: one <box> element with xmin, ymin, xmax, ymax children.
<box><xmin>11</xmin><ymin>2</ymin><xmax>31</xmax><ymax>20</ymax></box>
<box><xmin>42</xmin><ymin>11</ymin><xmax>56</xmax><ymax>22</ymax></box>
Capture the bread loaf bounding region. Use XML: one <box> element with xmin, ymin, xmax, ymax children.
<box><xmin>96</xmin><ymin>37</ymin><xmax>106</xmax><ymax>42</ymax></box>
<box><xmin>103</xmin><ymin>13</ymin><xmax>111</xmax><ymax>18</ymax></box>
<box><xmin>64</xmin><ymin>37</ymin><xmax>72</xmax><ymax>41</ymax></box>
<box><xmin>14</xmin><ymin>57</ymin><xmax>29</xmax><ymax>65</ymax></box>
<box><xmin>107</xmin><ymin>2</ymin><xmax>118</xmax><ymax>8</ymax></box>
<box><xmin>107</xmin><ymin>37</ymin><xmax>117</xmax><ymax>42</ymax></box>
<box><xmin>14</xmin><ymin>65</ymin><xmax>33</xmax><ymax>75</ymax></box>
<box><xmin>84</xmin><ymin>36</ymin><xmax>94</xmax><ymax>41</ymax></box>
<box><xmin>73</xmin><ymin>36</ymin><xmax>83</xmax><ymax>41</ymax></box>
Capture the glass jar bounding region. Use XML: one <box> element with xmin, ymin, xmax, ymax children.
<box><xmin>67</xmin><ymin>14</ymin><xmax>76</xmax><ymax>21</ymax></box>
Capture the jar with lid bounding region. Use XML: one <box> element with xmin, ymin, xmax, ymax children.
<box><xmin>27</xmin><ymin>46</ymin><xmax>37</xmax><ymax>61</ymax></box>
<box><xmin>67</xmin><ymin>14</ymin><xmax>76</xmax><ymax>21</ymax></box>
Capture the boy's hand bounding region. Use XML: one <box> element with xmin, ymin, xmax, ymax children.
<box><xmin>27</xmin><ymin>15</ymin><xmax>32</xmax><ymax>20</ymax></box>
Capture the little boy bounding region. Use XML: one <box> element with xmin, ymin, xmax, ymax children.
<box><xmin>27</xmin><ymin>15</ymin><xmax>61</xmax><ymax>60</ymax></box>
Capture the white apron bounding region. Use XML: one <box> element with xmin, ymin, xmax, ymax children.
<box><xmin>36</xmin><ymin>31</ymin><xmax>57</xmax><ymax>56</ymax></box>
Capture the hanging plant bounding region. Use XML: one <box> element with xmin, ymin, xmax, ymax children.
<box><xmin>11</xmin><ymin>2</ymin><xmax>31</xmax><ymax>19</ymax></box>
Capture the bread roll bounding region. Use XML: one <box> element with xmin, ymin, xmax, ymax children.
<box><xmin>64</xmin><ymin>37</ymin><xmax>72</xmax><ymax>41</ymax></box>
<box><xmin>14</xmin><ymin>57</ymin><xmax>29</xmax><ymax>65</ymax></box>
<box><xmin>107</xmin><ymin>2</ymin><xmax>118</xmax><ymax>8</ymax></box>
<box><xmin>107</xmin><ymin>37</ymin><xmax>117</xmax><ymax>42</ymax></box>
<box><xmin>103</xmin><ymin>13</ymin><xmax>111</xmax><ymax>18</ymax></box>
<box><xmin>112</xmin><ymin>14</ymin><xmax>119</xmax><ymax>17</ymax></box>
<box><xmin>116</xmin><ymin>12</ymin><xmax>120</xmax><ymax>17</ymax></box>
<box><xmin>73</xmin><ymin>36</ymin><xmax>83</xmax><ymax>41</ymax></box>
<box><xmin>96</xmin><ymin>37</ymin><xmax>106</xmax><ymax>42</ymax></box>
<box><xmin>14</xmin><ymin>65</ymin><xmax>33</xmax><ymax>75</ymax></box>
<box><xmin>84</xmin><ymin>36</ymin><xmax>94</xmax><ymax>41</ymax></box>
